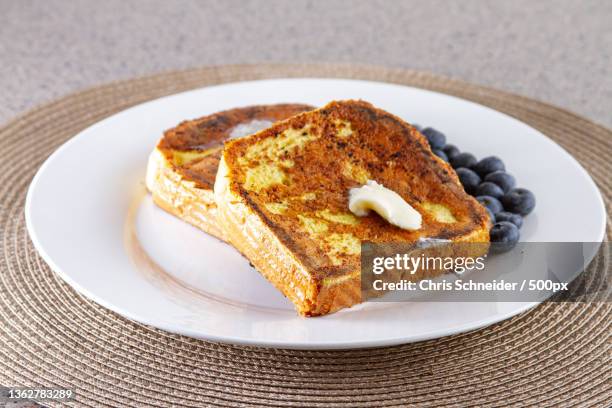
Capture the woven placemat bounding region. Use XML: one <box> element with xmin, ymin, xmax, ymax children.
<box><xmin>0</xmin><ymin>64</ymin><xmax>610</xmax><ymax>407</ymax></box>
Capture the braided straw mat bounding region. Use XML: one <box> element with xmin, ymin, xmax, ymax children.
<box><xmin>0</xmin><ymin>64</ymin><xmax>610</xmax><ymax>407</ymax></box>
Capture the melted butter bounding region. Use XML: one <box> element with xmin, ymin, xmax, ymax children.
<box><xmin>348</xmin><ymin>180</ymin><xmax>422</xmax><ymax>230</ymax></box>
<box><xmin>229</xmin><ymin>119</ymin><xmax>273</xmax><ymax>139</ymax></box>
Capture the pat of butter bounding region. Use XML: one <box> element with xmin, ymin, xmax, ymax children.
<box><xmin>348</xmin><ymin>180</ymin><xmax>422</xmax><ymax>230</ymax></box>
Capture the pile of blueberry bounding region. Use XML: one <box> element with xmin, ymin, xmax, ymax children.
<box><xmin>417</xmin><ymin>126</ymin><xmax>536</xmax><ymax>253</ymax></box>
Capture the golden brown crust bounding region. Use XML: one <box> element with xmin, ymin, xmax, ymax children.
<box><xmin>158</xmin><ymin>104</ymin><xmax>315</xmax><ymax>189</ymax></box>
<box><xmin>146</xmin><ymin>104</ymin><xmax>314</xmax><ymax>238</ymax></box>
<box><xmin>217</xmin><ymin>100</ymin><xmax>491</xmax><ymax>316</ymax></box>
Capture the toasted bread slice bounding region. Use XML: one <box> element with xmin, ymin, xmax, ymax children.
<box><xmin>145</xmin><ymin>104</ymin><xmax>314</xmax><ymax>239</ymax></box>
<box><xmin>215</xmin><ymin>100</ymin><xmax>491</xmax><ymax>316</ymax></box>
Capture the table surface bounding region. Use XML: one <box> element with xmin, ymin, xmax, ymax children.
<box><xmin>0</xmin><ymin>0</ymin><xmax>610</xmax><ymax>128</ymax></box>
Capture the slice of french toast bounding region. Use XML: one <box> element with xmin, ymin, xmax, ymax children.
<box><xmin>215</xmin><ymin>100</ymin><xmax>491</xmax><ymax>316</ymax></box>
<box><xmin>145</xmin><ymin>104</ymin><xmax>314</xmax><ymax>239</ymax></box>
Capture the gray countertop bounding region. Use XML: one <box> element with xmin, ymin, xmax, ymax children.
<box><xmin>0</xmin><ymin>0</ymin><xmax>610</xmax><ymax>127</ymax></box>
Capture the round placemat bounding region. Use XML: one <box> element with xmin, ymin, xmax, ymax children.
<box><xmin>0</xmin><ymin>64</ymin><xmax>610</xmax><ymax>407</ymax></box>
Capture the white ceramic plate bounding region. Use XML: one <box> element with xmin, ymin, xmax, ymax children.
<box><xmin>25</xmin><ymin>79</ymin><xmax>606</xmax><ymax>349</ymax></box>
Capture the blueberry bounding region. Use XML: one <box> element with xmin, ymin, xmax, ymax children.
<box><xmin>501</xmin><ymin>188</ymin><xmax>536</xmax><ymax>216</ymax></box>
<box><xmin>495</xmin><ymin>211</ymin><xmax>523</xmax><ymax>229</ymax></box>
<box><xmin>433</xmin><ymin>149</ymin><xmax>448</xmax><ymax>162</ymax></box>
<box><xmin>483</xmin><ymin>206</ymin><xmax>495</xmax><ymax>221</ymax></box>
<box><xmin>450</xmin><ymin>152</ymin><xmax>477</xmax><ymax>169</ymax></box>
<box><xmin>490</xmin><ymin>221</ymin><xmax>520</xmax><ymax>253</ymax></box>
<box><xmin>484</xmin><ymin>171</ymin><xmax>516</xmax><ymax>193</ymax></box>
<box><xmin>472</xmin><ymin>156</ymin><xmax>505</xmax><ymax>177</ymax></box>
<box><xmin>442</xmin><ymin>144</ymin><xmax>460</xmax><ymax>161</ymax></box>
<box><xmin>476</xmin><ymin>195</ymin><xmax>503</xmax><ymax>215</ymax></box>
<box><xmin>475</xmin><ymin>181</ymin><xmax>504</xmax><ymax>199</ymax></box>
<box><xmin>455</xmin><ymin>167</ymin><xmax>481</xmax><ymax>195</ymax></box>
<box><xmin>421</xmin><ymin>127</ymin><xmax>446</xmax><ymax>150</ymax></box>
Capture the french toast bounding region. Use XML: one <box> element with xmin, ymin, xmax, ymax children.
<box><xmin>215</xmin><ymin>100</ymin><xmax>491</xmax><ymax>316</ymax></box>
<box><xmin>145</xmin><ymin>104</ymin><xmax>313</xmax><ymax>239</ymax></box>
